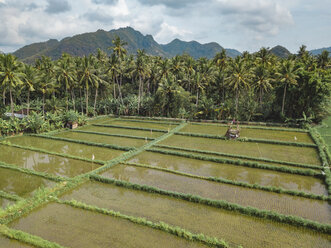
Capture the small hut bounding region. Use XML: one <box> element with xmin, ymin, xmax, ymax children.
<box><xmin>225</xmin><ymin>122</ymin><xmax>240</xmax><ymax>139</ymax></box>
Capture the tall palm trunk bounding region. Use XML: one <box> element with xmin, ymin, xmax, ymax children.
<box><xmin>71</xmin><ymin>89</ymin><xmax>76</xmax><ymax>111</ymax></box>
<box><xmin>85</xmin><ymin>80</ymin><xmax>89</xmax><ymax>116</ymax></box>
<box><xmin>93</xmin><ymin>87</ymin><xmax>98</xmax><ymax>115</ymax></box>
<box><xmin>42</xmin><ymin>92</ymin><xmax>45</xmax><ymax>116</ymax></box>
<box><xmin>79</xmin><ymin>88</ymin><xmax>83</xmax><ymax>113</ymax></box>
<box><xmin>235</xmin><ymin>88</ymin><xmax>239</xmax><ymax>117</ymax></box>
<box><xmin>2</xmin><ymin>89</ymin><xmax>6</xmax><ymax>105</ymax></box>
<box><xmin>9</xmin><ymin>88</ymin><xmax>14</xmax><ymax>118</ymax></box>
<box><xmin>27</xmin><ymin>90</ymin><xmax>30</xmax><ymax>116</ymax></box>
<box><xmin>196</xmin><ymin>89</ymin><xmax>199</xmax><ymax>106</ymax></box>
<box><xmin>138</xmin><ymin>74</ymin><xmax>142</xmax><ymax>114</ymax></box>
<box><xmin>281</xmin><ymin>84</ymin><xmax>287</xmax><ymax>115</ymax></box>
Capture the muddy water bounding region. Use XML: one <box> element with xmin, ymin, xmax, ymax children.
<box><xmin>0</xmin><ymin>197</ymin><xmax>14</xmax><ymax>208</ymax></box>
<box><xmin>0</xmin><ymin>168</ymin><xmax>55</xmax><ymax>197</ymax></box>
<box><xmin>102</xmin><ymin>165</ymin><xmax>331</xmax><ymax>224</ymax></box>
<box><xmin>106</xmin><ymin>120</ymin><xmax>178</xmax><ymax>131</ymax></box>
<box><xmin>0</xmin><ymin>145</ymin><xmax>100</xmax><ymax>177</ymax></box>
<box><xmin>9</xmin><ymin>203</ymin><xmax>206</xmax><ymax>248</ymax></box>
<box><xmin>183</xmin><ymin>124</ymin><xmax>314</xmax><ymax>143</ymax></box>
<box><xmin>0</xmin><ymin>235</ymin><xmax>34</xmax><ymax>248</ymax></box>
<box><xmin>78</xmin><ymin>125</ymin><xmax>164</xmax><ymax>138</ymax></box>
<box><xmin>128</xmin><ymin>152</ymin><xmax>327</xmax><ymax>195</ymax></box>
<box><xmin>53</xmin><ymin>131</ymin><xmax>147</xmax><ymax>147</ymax></box>
<box><xmin>159</xmin><ymin>135</ymin><xmax>321</xmax><ymax>165</ymax></box>
<box><xmin>9</xmin><ymin>136</ymin><xmax>123</xmax><ymax>162</ymax></box>
<box><xmin>61</xmin><ymin>181</ymin><xmax>331</xmax><ymax>248</ymax></box>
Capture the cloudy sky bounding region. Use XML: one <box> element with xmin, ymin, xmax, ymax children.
<box><xmin>0</xmin><ymin>0</ymin><xmax>330</xmax><ymax>53</ymax></box>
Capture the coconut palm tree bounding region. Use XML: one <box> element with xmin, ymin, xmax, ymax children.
<box><xmin>55</xmin><ymin>54</ymin><xmax>76</xmax><ymax>111</ymax></box>
<box><xmin>253</xmin><ymin>63</ymin><xmax>273</xmax><ymax>107</ymax></box>
<box><xmin>22</xmin><ymin>64</ymin><xmax>38</xmax><ymax>115</ymax></box>
<box><xmin>0</xmin><ymin>54</ymin><xmax>25</xmax><ymax>117</ymax></box>
<box><xmin>226</xmin><ymin>57</ymin><xmax>252</xmax><ymax>116</ymax></box>
<box><xmin>276</xmin><ymin>60</ymin><xmax>300</xmax><ymax>116</ymax></box>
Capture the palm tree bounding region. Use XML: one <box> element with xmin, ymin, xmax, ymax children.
<box><xmin>253</xmin><ymin>63</ymin><xmax>273</xmax><ymax>107</ymax></box>
<box><xmin>22</xmin><ymin>64</ymin><xmax>37</xmax><ymax>115</ymax></box>
<box><xmin>317</xmin><ymin>50</ymin><xmax>329</xmax><ymax>69</ymax></box>
<box><xmin>79</xmin><ymin>55</ymin><xmax>105</xmax><ymax>115</ymax></box>
<box><xmin>226</xmin><ymin>57</ymin><xmax>251</xmax><ymax>116</ymax></box>
<box><xmin>133</xmin><ymin>49</ymin><xmax>149</xmax><ymax>113</ymax></box>
<box><xmin>55</xmin><ymin>54</ymin><xmax>76</xmax><ymax>111</ymax></box>
<box><xmin>0</xmin><ymin>54</ymin><xmax>25</xmax><ymax>117</ymax></box>
<box><xmin>276</xmin><ymin>60</ymin><xmax>300</xmax><ymax>116</ymax></box>
<box><xmin>213</xmin><ymin>50</ymin><xmax>227</xmax><ymax>101</ymax></box>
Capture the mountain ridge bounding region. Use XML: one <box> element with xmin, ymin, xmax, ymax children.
<box><xmin>13</xmin><ymin>27</ymin><xmax>241</xmax><ymax>62</ymax></box>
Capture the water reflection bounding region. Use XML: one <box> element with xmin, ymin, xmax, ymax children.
<box><xmin>0</xmin><ymin>145</ymin><xmax>99</xmax><ymax>177</ymax></box>
<box><xmin>0</xmin><ymin>168</ymin><xmax>54</xmax><ymax>197</ymax></box>
<box><xmin>128</xmin><ymin>152</ymin><xmax>327</xmax><ymax>195</ymax></box>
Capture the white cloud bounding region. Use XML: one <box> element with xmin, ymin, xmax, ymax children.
<box><xmin>155</xmin><ymin>22</ymin><xmax>192</xmax><ymax>44</ymax></box>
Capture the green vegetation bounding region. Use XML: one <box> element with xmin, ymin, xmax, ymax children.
<box><xmin>1</xmin><ymin>38</ymin><xmax>330</xmax><ymax>125</ymax></box>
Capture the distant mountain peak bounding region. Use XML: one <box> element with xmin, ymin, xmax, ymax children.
<box><xmin>12</xmin><ymin>26</ymin><xmax>242</xmax><ymax>62</ymax></box>
<box><xmin>270</xmin><ymin>45</ymin><xmax>291</xmax><ymax>58</ymax></box>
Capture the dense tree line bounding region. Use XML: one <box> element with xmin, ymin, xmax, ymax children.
<box><xmin>0</xmin><ymin>39</ymin><xmax>330</xmax><ymax>125</ymax></box>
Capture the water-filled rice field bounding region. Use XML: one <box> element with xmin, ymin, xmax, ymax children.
<box><xmin>0</xmin><ymin>117</ymin><xmax>330</xmax><ymax>248</ymax></box>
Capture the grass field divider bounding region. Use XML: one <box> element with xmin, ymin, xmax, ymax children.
<box><xmin>88</xmin><ymin>122</ymin><xmax>188</xmax><ymax>176</ymax></box>
<box><xmin>154</xmin><ymin>144</ymin><xmax>322</xmax><ymax>170</ymax></box>
<box><xmin>72</xmin><ymin>130</ymin><xmax>155</xmax><ymax>141</ymax></box>
<box><xmin>29</xmin><ymin>133</ymin><xmax>134</xmax><ymax>151</ymax></box>
<box><xmin>92</xmin><ymin>123</ymin><xmax>168</xmax><ymax>133</ymax></box>
<box><xmin>0</xmin><ymin>161</ymin><xmax>66</xmax><ymax>182</ymax></box>
<box><xmin>190</xmin><ymin>121</ymin><xmax>308</xmax><ymax>132</ymax></box>
<box><xmin>0</xmin><ymin>190</ymin><xmax>23</xmax><ymax>202</ymax></box>
<box><xmin>0</xmin><ymin>142</ymin><xmax>106</xmax><ymax>165</ymax></box>
<box><xmin>117</xmin><ymin>115</ymin><xmax>185</xmax><ymax>123</ymax></box>
<box><xmin>0</xmin><ymin>224</ymin><xmax>67</xmax><ymax>248</ymax></box>
<box><xmin>117</xmin><ymin>118</ymin><xmax>181</xmax><ymax>126</ymax></box>
<box><xmin>90</xmin><ymin>174</ymin><xmax>331</xmax><ymax>234</ymax></box>
<box><xmin>0</xmin><ymin>175</ymin><xmax>90</xmax><ymax>226</ymax></box>
<box><xmin>147</xmin><ymin>147</ymin><xmax>322</xmax><ymax>178</ymax></box>
<box><xmin>175</xmin><ymin>132</ymin><xmax>317</xmax><ymax>148</ymax></box>
<box><xmin>123</xmin><ymin>162</ymin><xmax>329</xmax><ymax>201</ymax></box>
<box><xmin>309</xmin><ymin>127</ymin><xmax>331</xmax><ymax>196</ymax></box>
<box><xmin>56</xmin><ymin>198</ymin><xmax>229</xmax><ymax>248</ymax></box>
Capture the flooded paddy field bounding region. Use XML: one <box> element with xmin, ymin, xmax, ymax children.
<box><xmin>159</xmin><ymin>135</ymin><xmax>321</xmax><ymax>165</ymax></box>
<box><xmin>103</xmin><ymin>119</ymin><xmax>179</xmax><ymax>131</ymax></box>
<box><xmin>0</xmin><ymin>144</ymin><xmax>100</xmax><ymax>177</ymax></box>
<box><xmin>53</xmin><ymin>131</ymin><xmax>147</xmax><ymax>148</ymax></box>
<box><xmin>1</xmin><ymin>119</ymin><xmax>329</xmax><ymax>247</ymax></box>
<box><xmin>8</xmin><ymin>135</ymin><xmax>123</xmax><ymax>161</ymax></box>
<box><xmin>128</xmin><ymin>151</ymin><xmax>327</xmax><ymax>195</ymax></box>
<box><xmin>78</xmin><ymin>125</ymin><xmax>164</xmax><ymax>138</ymax></box>
<box><xmin>9</xmin><ymin>203</ymin><xmax>206</xmax><ymax>248</ymax></box>
<box><xmin>61</xmin><ymin>181</ymin><xmax>331</xmax><ymax>248</ymax></box>
<box><xmin>0</xmin><ymin>167</ymin><xmax>55</xmax><ymax>197</ymax></box>
<box><xmin>101</xmin><ymin>164</ymin><xmax>331</xmax><ymax>223</ymax></box>
<box><xmin>183</xmin><ymin>123</ymin><xmax>314</xmax><ymax>143</ymax></box>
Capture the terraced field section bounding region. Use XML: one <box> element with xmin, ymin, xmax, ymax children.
<box><xmin>0</xmin><ymin>117</ymin><xmax>330</xmax><ymax>248</ymax></box>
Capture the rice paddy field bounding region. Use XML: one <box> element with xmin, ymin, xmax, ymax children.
<box><xmin>0</xmin><ymin>116</ymin><xmax>330</xmax><ymax>248</ymax></box>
